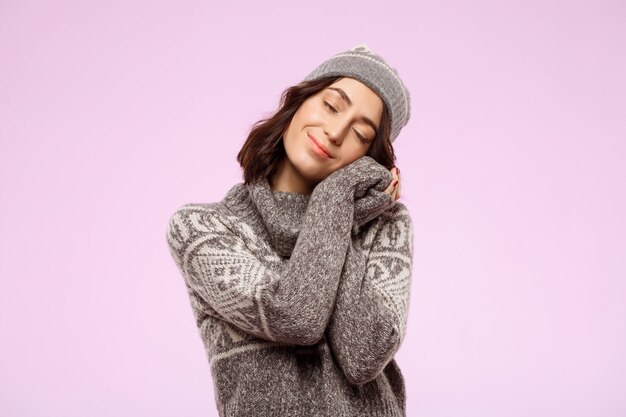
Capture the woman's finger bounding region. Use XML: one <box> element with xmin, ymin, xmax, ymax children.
<box><xmin>384</xmin><ymin>166</ymin><xmax>399</xmax><ymax>196</ymax></box>
<box><xmin>393</xmin><ymin>178</ymin><xmax>400</xmax><ymax>200</ymax></box>
<box><xmin>396</xmin><ymin>173</ymin><xmax>401</xmax><ymax>200</ymax></box>
<box><xmin>392</xmin><ymin>167</ymin><xmax>401</xmax><ymax>200</ymax></box>
<box><xmin>391</xmin><ymin>167</ymin><xmax>401</xmax><ymax>200</ymax></box>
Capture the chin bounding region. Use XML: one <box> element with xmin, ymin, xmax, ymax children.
<box><xmin>291</xmin><ymin>155</ymin><xmax>328</xmax><ymax>182</ymax></box>
<box><xmin>296</xmin><ymin>163</ymin><xmax>326</xmax><ymax>182</ymax></box>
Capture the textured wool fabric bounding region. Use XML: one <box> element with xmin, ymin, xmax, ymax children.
<box><xmin>166</xmin><ymin>156</ymin><xmax>414</xmax><ymax>416</ymax></box>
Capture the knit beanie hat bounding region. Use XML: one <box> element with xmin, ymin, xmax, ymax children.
<box><xmin>302</xmin><ymin>43</ymin><xmax>411</xmax><ymax>143</ymax></box>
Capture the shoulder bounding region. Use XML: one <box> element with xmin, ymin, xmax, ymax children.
<box><xmin>372</xmin><ymin>201</ymin><xmax>413</xmax><ymax>238</ymax></box>
<box><xmin>168</xmin><ymin>201</ymin><xmax>225</xmax><ymax>228</ymax></box>
<box><xmin>358</xmin><ymin>201</ymin><xmax>413</xmax><ymax>250</ymax></box>
<box><xmin>166</xmin><ymin>201</ymin><xmax>239</xmax><ymax>246</ymax></box>
<box><xmin>379</xmin><ymin>201</ymin><xmax>412</xmax><ymax>224</ymax></box>
<box><xmin>167</xmin><ymin>197</ymin><xmax>264</xmax><ymax>248</ymax></box>
<box><xmin>167</xmin><ymin>182</ymin><xmax>248</xmax><ymax>229</ymax></box>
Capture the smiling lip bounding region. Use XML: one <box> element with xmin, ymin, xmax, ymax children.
<box><xmin>307</xmin><ymin>133</ymin><xmax>332</xmax><ymax>158</ymax></box>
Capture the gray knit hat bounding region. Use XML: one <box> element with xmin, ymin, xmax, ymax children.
<box><xmin>302</xmin><ymin>43</ymin><xmax>411</xmax><ymax>143</ymax></box>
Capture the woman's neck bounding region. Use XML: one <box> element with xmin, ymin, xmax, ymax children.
<box><xmin>270</xmin><ymin>159</ymin><xmax>316</xmax><ymax>195</ymax></box>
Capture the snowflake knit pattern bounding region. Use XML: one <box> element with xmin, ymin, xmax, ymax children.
<box><xmin>166</xmin><ymin>156</ymin><xmax>414</xmax><ymax>417</ymax></box>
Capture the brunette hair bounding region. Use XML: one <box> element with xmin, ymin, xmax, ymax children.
<box><xmin>236</xmin><ymin>76</ymin><xmax>395</xmax><ymax>185</ymax></box>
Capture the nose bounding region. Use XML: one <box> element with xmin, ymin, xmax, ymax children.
<box><xmin>324</xmin><ymin>117</ymin><xmax>350</xmax><ymax>146</ymax></box>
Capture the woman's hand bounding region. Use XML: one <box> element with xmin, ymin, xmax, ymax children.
<box><xmin>316</xmin><ymin>156</ymin><xmax>393</xmax><ymax>199</ymax></box>
<box><xmin>384</xmin><ymin>166</ymin><xmax>401</xmax><ymax>201</ymax></box>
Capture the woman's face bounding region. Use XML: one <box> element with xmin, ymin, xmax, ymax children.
<box><xmin>281</xmin><ymin>77</ymin><xmax>383</xmax><ymax>186</ymax></box>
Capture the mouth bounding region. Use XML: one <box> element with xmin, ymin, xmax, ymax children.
<box><xmin>307</xmin><ymin>133</ymin><xmax>332</xmax><ymax>159</ymax></box>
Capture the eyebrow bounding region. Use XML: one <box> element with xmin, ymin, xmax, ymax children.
<box><xmin>327</xmin><ymin>87</ymin><xmax>380</xmax><ymax>135</ymax></box>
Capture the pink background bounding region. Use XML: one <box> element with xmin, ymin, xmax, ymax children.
<box><xmin>1</xmin><ymin>0</ymin><xmax>625</xmax><ymax>416</ymax></box>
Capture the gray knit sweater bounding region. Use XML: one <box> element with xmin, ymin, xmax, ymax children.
<box><xmin>166</xmin><ymin>156</ymin><xmax>414</xmax><ymax>416</ymax></box>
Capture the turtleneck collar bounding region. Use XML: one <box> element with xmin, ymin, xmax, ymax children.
<box><xmin>222</xmin><ymin>176</ymin><xmax>311</xmax><ymax>258</ymax></box>
<box><xmin>221</xmin><ymin>173</ymin><xmax>396</xmax><ymax>258</ymax></box>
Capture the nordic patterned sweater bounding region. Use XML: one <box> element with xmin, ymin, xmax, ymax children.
<box><xmin>166</xmin><ymin>156</ymin><xmax>414</xmax><ymax>417</ymax></box>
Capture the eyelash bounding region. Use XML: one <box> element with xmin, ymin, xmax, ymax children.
<box><xmin>323</xmin><ymin>101</ymin><xmax>369</xmax><ymax>144</ymax></box>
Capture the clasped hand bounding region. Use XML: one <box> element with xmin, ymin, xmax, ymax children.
<box><xmin>384</xmin><ymin>166</ymin><xmax>401</xmax><ymax>201</ymax></box>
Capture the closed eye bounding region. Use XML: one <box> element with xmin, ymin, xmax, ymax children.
<box><xmin>324</xmin><ymin>101</ymin><xmax>338</xmax><ymax>113</ymax></box>
<box><xmin>353</xmin><ymin>128</ymin><xmax>368</xmax><ymax>143</ymax></box>
<box><xmin>325</xmin><ymin>101</ymin><xmax>370</xmax><ymax>144</ymax></box>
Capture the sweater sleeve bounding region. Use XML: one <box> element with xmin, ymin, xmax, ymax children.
<box><xmin>165</xmin><ymin>179</ymin><xmax>355</xmax><ymax>346</ymax></box>
<box><xmin>326</xmin><ymin>202</ymin><xmax>414</xmax><ymax>385</ymax></box>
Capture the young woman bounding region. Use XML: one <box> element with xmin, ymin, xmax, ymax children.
<box><xmin>167</xmin><ymin>43</ymin><xmax>414</xmax><ymax>417</ymax></box>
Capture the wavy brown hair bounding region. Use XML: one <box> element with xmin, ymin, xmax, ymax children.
<box><xmin>237</xmin><ymin>76</ymin><xmax>395</xmax><ymax>185</ymax></box>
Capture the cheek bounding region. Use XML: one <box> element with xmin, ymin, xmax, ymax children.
<box><xmin>298</xmin><ymin>103</ymin><xmax>324</xmax><ymax>123</ymax></box>
<box><xmin>340</xmin><ymin>144</ymin><xmax>365</xmax><ymax>160</ymax></box>
<box><xmin>331</xmin><ymin>146</ymin><xmax>369</xmax><ymax>170</ymax></box>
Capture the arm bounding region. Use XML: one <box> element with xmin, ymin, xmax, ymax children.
<box><xmin>166</xmin><ymin>156</ymin><xmax>391</xmax><ymax>346</ymax></box>
<box><xmin>326</xmin><ymin>203</ymin><xmax>414</xmax><ymax>385</ymax></box>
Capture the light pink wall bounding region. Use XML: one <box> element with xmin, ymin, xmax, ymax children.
<box><xmin>1</xmin><ymin>1</ymin><xmax>625</xmax><ymax>416</ymax></box>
